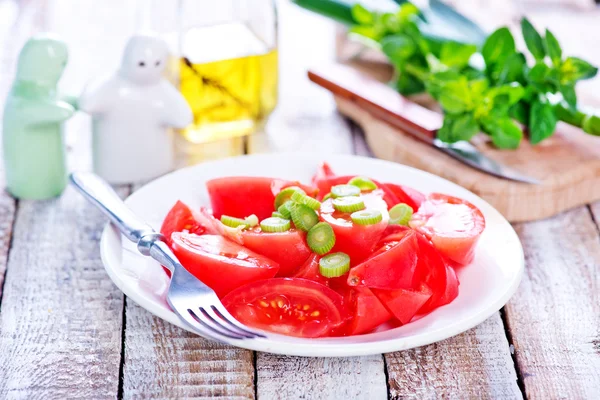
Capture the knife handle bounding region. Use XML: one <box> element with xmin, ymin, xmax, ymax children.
<box><xmin>308</xmin><ymin>64</ymin><xmax>443</xmax><ymax>144</ymax></box>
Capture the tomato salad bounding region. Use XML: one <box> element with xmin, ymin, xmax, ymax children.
<box><xmin>159</xmin><ymin>162</ymin><xmax>485</xmax><ymax>338</ymax></box>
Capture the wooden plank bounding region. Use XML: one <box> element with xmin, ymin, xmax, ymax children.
<box><xmin>256</xmin><ymin>353</ymin><xmax>387</xmax><ymax>400</ymax></box>
<box><xmin>123</xmin><ymin>300</ymin><xmax>255</xmax><ymax>399</ymax></box>
<box><xmin>385</xmin><ymin>315</ymin><xmax>521</xmax><ymax>399</ymax></box>
<box><xmin>0</xmin><ymin>186</ymin><xmax>128</xmax><ymax>398</ymax></box>
<box><xmin>503</xmin><ymin>206</ymin><xmax>600</xmax><ymax>398</ymax></box>
<box><xmin>352</xmin><ymin>111</ymin><xmax>522</xmax><ymax>399</ymax></box>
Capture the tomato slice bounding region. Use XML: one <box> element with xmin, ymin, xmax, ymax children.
<box><xmin>372</xmin><ymin>283</ymin><xmax>432</xmax><ymax>325</ymax></box>
<box><xmin>241</xmin><ymin>229</ymin><xmax>311</xmax><ymax>277</ymax></box>
<box><xmin>412</xmin><ymin>233</ymin><xmax>459</xmax><ymax>313</ymax></box>
<box><xmin>311</xmin><ymin>161</ymin><xmax>336</xmax><ymax>186</ymax></box>
<box><xmin>348</xmin><ymin>230</ymin><xmax>418</xmax><ymax>290</ymax></box>
<box><xmin>207</xmin><ymin>177</ymin><xmax>317</xmax><ymax>221</ymax></box>
<box><xmin>160</xmin><ymin>201</ymin><xmax>206</xmax><ymax>246</ymax></box>
<box><xmin>320</xmin><ymin>191</ymin><xmax>389</xmax><ymax>264</ymax></box>
<box><xmin>171</xmin><ymin>233</ymin><xmax>279</xmax><ymax>298</ymax></box>
<box><xmin>381</xmin><ymin>183</ymin><xmax>425</xmax><ymax>212</ymax></box>
<box><xmin>292</xmin><ymin>254</ymin><xmax>328</xmax><ymax>285</ymax></box>
<box><xmin>222</xmin><ymin>278</ymin><xmax>347</xmax><ymax>338</ymax></box>
<box><xmin>342</xmin><ymin>286</ymin><xmax>392</xmax><ymax>335</ymax></box>
<box><xmin>410</xmin><ymin>193</ymin><xmax>485</xmax><ymax>265</ymax></box>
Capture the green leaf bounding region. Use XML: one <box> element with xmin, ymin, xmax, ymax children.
<box><xmin>395</xmin><ymin>68</ymin><xmax>425</xmax><ymax>95</ymax></box>
<box><xmin>437</xmin><ymin>77</ymin><xmax>471</xmax><ymax>114</ymax></box>
<box><xmin>496</xmin><ymin>52</ymin><xmax>527</xmax><ymax>84</ymax></box>
<box><xmin>560</xmin><ymin>84</ymin><xmax>577</xmax><ymax>110</ymax></box>
<box><xmin>351</xmin><ymin>4</ymin><xmax>374</xmax><ymax>25</ymax></box>
<box><xmin>510</xmin><ymin>101</ymin><xmax>529</xmax><ymax>125</ymax></box>
<box><xmin>488</xmin><ymin>83</ymin><xmax>525</xmax><ymax>106</ymax></box>
<box><xmin>397</xmin><ymin>3</ymin><xmax>420</xmax><ymax>22</ymax></box>
<box><xmin>481</xmin><ymin>117</ymin><xmax>523</xmax><ymax>149</ymax></box>
<box><xmin>560</xmin><ymin>56</ymin><xmax>599</xmax><ymax>84</ymax></box>
<box><xmin>529</xmin><ymin>97</ymin><xmax>558</xmax><ymax>144</ymax></box>
<box><xmin>545</xmin><ymin>29</ymin><xmax>562</xmax><ymax>66</ymax></box>
<box><xmin>348</xmin><ymin>25</ymin><xmax>380</xmax><ymax>41</ymax></box>
<box><xmin>437</xmin><ymin>113</ymin><xmax>480</xmax><ymax>143</ymax></box>
<box><xmin>520</xmin><ymin>18</ymin><xmax>545</xmax><ymax>61</ymax></box>
<box><xmin>381</xmin><ymin>34</ymin><xmax>416</xmax><ymax>62</ymax></box>
<box><xmin>425</xmin><ymin>70</ymin><xmax>462</xmax><ymax>99</ymax></box>
<box><xmin>440</xmin><ymin>42</ymin><xmax>477</xmax><ymax>69</ymax></box>
<box><xmin>526</xmin><ymin>63</ymin><xmax>552</xmax><ymax>93</ymax></box>
<box><xmin>482</xmin><ymin>27</ymin><xmax>516</xmax><ymax>67</ymax></box>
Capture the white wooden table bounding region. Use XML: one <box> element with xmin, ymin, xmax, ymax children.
<box><xmin>0</xmin><ymin>1</ymin><xmax>599</xmax><ymax>398</ymax></box>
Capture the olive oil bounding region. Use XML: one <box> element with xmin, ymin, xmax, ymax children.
<box><xmin>175</xmin><ymin>23</ymin><xmax>278</xmax><ymax>165</ymax></box>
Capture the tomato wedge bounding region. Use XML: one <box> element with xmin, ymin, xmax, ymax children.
<box><xmin>412</xmin><ymin>233</ymin><xmax>459</xmax><ymax>313</ymax></box>
<box><xmin>241</xmin><ymin>229</ymin><xmax>311</xmax><ymax>277</ymax></box>
<box><xmin>372</xmin><ymin>283</ymin><xmax>432</xmax><ymax>325</ymax></box>
<box><xmin>292</xmin><ymin>254</ymin><xmax>328</xmax><ymax>285</ymax></box>
<box><xmin>171</xmin><ymin>233</ymin><xmax>279</xmax><ymax>298</ymax></box>
<box><xmin>207</xmin><ymin>177</ymin><xmax>318</xmax><ymax>220</ymax></box>
<box><xmin>222</xmin><ymin>278</ymin><xmax>347</xmax><ymax>338</ymax></box>
<box><xmin>342</xmin><ymin>286</ymin><xmax>392</xmax><ymax>335</ymax></box>
<box><xmin>320</xmin><ymin>191</ymin><xmax>389</xmax><ymax>264</ymax></box>
<box><xmin>381</xmin><ymin>183</ymin><xmax>425</xmax><ymax>212</ymax></box>
<box><xmin>348</xmin><ymin>230</ymin><xmax>418</xmax><ymax>290</ymax></box>
<box><xmin>311</xmin><ymin>161</ymin><xmax>336</xmax><ymax>186</ymax></box>
<box><xmin>410</xmin><ymin>193</ymin><xmax>485</xmax><ymax>265</ymax></box>
<box><xmin>160</xmin><ymin>201</ymin><xmax>205</xmax><ymax>245</ymax></box>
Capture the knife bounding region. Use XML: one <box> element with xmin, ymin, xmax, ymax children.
<box><xmin>308</xmin><ymin>64</ymin><xmax>540</xmax><ymax>185</ymax></box>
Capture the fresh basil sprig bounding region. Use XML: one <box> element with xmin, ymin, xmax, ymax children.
<box><xmin>292</xmin><ymin>0</ymin><xmax>600</xmax><ymax>148</ymax></box>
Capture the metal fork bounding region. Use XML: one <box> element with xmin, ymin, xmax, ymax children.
<box><xmin>70</xmin><ymin>172</ymin><xmax>266</xmax><ymax>342</ymax></box>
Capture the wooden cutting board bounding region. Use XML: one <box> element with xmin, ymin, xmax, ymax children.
<box><xmin>309</xmin><ymin>63</ymin><xmax>600</xmax><ymax>222</ymax></box>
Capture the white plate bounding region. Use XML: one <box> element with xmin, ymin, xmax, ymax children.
<box><xmin>100</xmin><ymin>153</ymin><xmax>524</xmax><ymax>357</ymax></box>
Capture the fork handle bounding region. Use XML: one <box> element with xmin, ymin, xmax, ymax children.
<box><xmin>69</xmin><ymin>172</ymin><xmax>155</xmax><ymax>243</ymax></box>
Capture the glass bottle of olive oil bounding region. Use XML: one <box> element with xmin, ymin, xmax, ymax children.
<box><xmin>176</xmin><ymin>22</ymin><xmax>278</xmax><ymax>165</ymax></box>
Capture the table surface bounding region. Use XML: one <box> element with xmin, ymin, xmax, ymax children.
<box><xmin>0</xmin><ymin>0</ymin><xmax>599</xmax><ymax>399</ymax></box>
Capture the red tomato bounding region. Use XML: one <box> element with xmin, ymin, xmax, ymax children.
<box><xmin>292</xmin><ymin>254</ymin><xmax>328</xmax><ymax>285</ymax></box>
<box><xmin>241</xmin><ymin>229</ymin><xmax>311</xmax><ymax>277</ymax></box>
<box><xmin>410</xmin><ymin>193</ymin><xmax>485</xmax><ymax>265</ymax></box>
<box><xmin>320</xmin><ymin>191</ymin><xmax>389</xmax><ymax>264</ymax></box>
<box><xmin>160</xmin><ymin>201</ymin><xmax>205</xmax><ymax>245</ymax></box>
<box><xmin>372</xmin><ymin>283</ymin><xmax>432</xmax><ymax>325</ymax></box>
<box><xmin>207</xmin><ymin>177</ymin><xmax>318</xmax><ymax>220</ymax></box>
<box><xmin>412</xmin><ymin>233</ymin><xmax>459</xmax><ymax>313</ymax></box>
<box><xmin>381</xmin><ymin>183</ymin><xmax>425</xmax><ymax>211</ymax></box>
<box><xmin>311</xmin><ymin>161</ymin><xmax>336</xmax><ymax>186</ymax></box>
<box><xmin>171</xmin><ymin>233</ymin><xmax>279</xmax><ymax>298</ymax></box>
<box><xmin>313</xmin><ymin>175</ymin><xmax>354</xmax><ymax>200</ymax></box>
<box><xmin>342</xmin><ymin>286</ymin><xmax>392</xmax><ymax>335</ymax></box>
<box><xmin>222</xmin><ymin>278</ymin><xmax>347</xmax><ymax>338</ymax></box>
<box><xmin>348</xmin><ymin>229</ymin><xmax>418</xmax><ymax>290</ymax></box>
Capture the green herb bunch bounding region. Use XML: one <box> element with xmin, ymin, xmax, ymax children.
<box><xmin>292</xmin><ymin>0</ymin><xmax>600</xmax><ymax>149</ymax></box>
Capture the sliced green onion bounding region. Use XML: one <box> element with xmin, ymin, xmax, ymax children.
<box><xmin>260</xmin><ymin>217</ymin><xmax>291</xmax><ymax>233</ymax></box>
<box><xmin>389</xmin><ymin>203</ymin><xmax>413</xmax><ymax>226</ymax></box>
<box><xmin>331</xmin><ymin>184</ymin><xmax>361</xmax><ymax>198</ymax></box>
<box><xmin>348</xmin><ymin>176</ymin><xmax>378</xmax><ymax>191</ymax></box>
<box><xmin>322</xmin><ymin>193</ymin><xmax>332</xmax><ymax>201</ymax></box>
<box><xmin>290</xmin><ymin>203</ymin><xmax>319</xmax><ymax>232</ymax></box>
<box><xmin>332</xmin><ymin>197</ymin><xmax>365</xmax><ymax>213</ymax></box>
<box><xmin>221</xmin><ymin>215</ymin><xmax>248</xmax><ymax>229</ymax></box>
<box><xmin>307</xmin><ymin>222</ymin><xmax>335</xmax><ymax>255</ymax></box>
<box><xmin>244</xmin><ymin>214</ymin><xmax>259</xmax><ymax>227</ymax></box>
<box><xmin>319</xmin><ymin>252</ymin><xmax>350</xmax><ymax>278</ymax></box>
<box><xmin>277</xmin><ymin>200</ymin><xmax>293</xmax><ymax>219</ymax></box>
<box><xmin>272</xmin><ymin>211</ymin><xmax>287</xmax><ymax>219</ymax></box>
<box><xmin>351</xmin><ymin>209</ymin><xmax>383</xmax><ymax>225</ymax></box>
<box><xmin>291</xmin><ymin>191</ymin><xmax>321</xmax><ymax>210</ymax></box>
<box><xmin>274</xmin><ymin>186</ymin><xmax>305</xmax><ymax>210</ymax></box>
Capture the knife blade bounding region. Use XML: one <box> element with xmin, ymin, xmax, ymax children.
<box><xmin>308</xmin><ymin>64</ymin><xmax>540</xmax><ymax>185</ymax></box>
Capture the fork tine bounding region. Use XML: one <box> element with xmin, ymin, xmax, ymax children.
<box><xmin>177</xmin><ymin>309</ymin><xmax>231</xmax><ymax>344</ymax></box>
<box><xmin>212</xmin><ymin>304</ymin><xmax>267</xmax><ymax>338</ymax></box>
<box><xmin>202</xmin><ymin>306</ymin><xmax>259</xmax><ymax>339</ymax></box>
<box><xmin>189</xmin><ymin>309</ymin><xmax>248</xmax><ymax>340</ymax></box>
